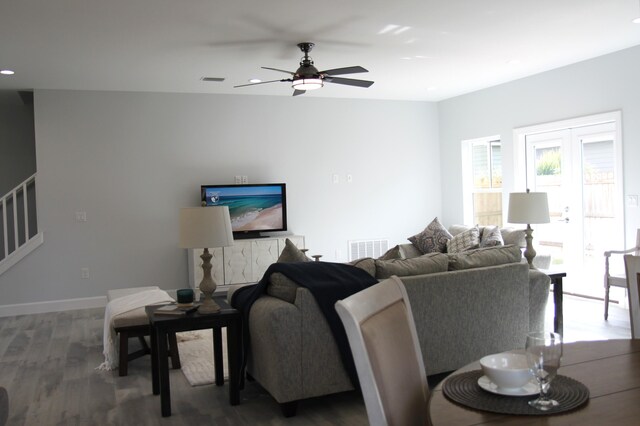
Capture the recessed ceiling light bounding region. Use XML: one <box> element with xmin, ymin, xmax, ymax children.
<box><xmin>249</xmin><ymin>78</ymin><xmax>262</xmax><ymax>83</ymax></box>
<box><xmin>427</xmin><ymin>86</ymin><xmax>438</xmax><ymax>91</ymax></box>
<box><xmin>378</xmin><ymin>24</ymin><xmax>400</xmax><ymax>35</ymax></box>
<box><xmin>394</xmin><ymin>26</ymin><xmax>411</xmax><ymax>35</ymax></box>
<box><xmin>507</xmin><ymin>59</ymin><xmax>521</xmax><ymax>65</ymax></box>
<box><xmin>400</xmin><ymin>57</ymin><xmax>412</xmax><ymax>60</ymax></box>
<box><xmin>633</xmin><ymin>17</ymin><xmax>640</xmax><ymax>24</ymax></box>
<box><xmin>0</xmin><ymin>69</ymin><xmax>15</xmax><ymax>75</ymax></box>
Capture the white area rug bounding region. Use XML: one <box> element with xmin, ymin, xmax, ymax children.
<box><xmin>176</xmin><ymin>329</ymin><xmax>228</xmax><ymax>387</ymax></box>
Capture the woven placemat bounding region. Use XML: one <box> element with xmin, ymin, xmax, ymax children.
<box><xmin>442</xmin><ymin>370</ymin><xmax>589</xmax><ymax>416</ymax></box>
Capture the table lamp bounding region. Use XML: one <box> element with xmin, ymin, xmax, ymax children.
<box><xmin>507</xmin><ymin>189</ymin><xmax>550</xmax><ymax>269</ymax></box>
<box><xmin>179</xmin><ymin>206</ymin><xmax>234</xmax><ymax>314</ymax></box>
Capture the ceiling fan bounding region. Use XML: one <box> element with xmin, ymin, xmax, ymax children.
<box><xmin>234</xmin><ymin>42</ymin><xmax>374</xmax><ymax>96</ymax></box>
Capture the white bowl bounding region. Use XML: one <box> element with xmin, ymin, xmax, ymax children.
<box><xmin>480</xmin><ymin>353</ymin><xmax>532</xmax><ymax>391</ymax></box>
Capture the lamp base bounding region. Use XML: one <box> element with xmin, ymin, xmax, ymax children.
<box><xmin>523</xmin><ymin>224</ymin><xmax>537</xmax><ymax>269</ymax></box>
<box><xmin>198</xmin><ymin>248</ymin><xmax>221</xmax><ymax>314</ymax></box>
<box><xmin>198</xmin><ymin>294</ymin><xmax>221</xmax><ymax>314</ymax></box>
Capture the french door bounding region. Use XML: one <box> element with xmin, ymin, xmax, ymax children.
<box><xmin>515</xmin><ymin>113</ymin><xmax>624</xmax><ymax>298</ymax></box>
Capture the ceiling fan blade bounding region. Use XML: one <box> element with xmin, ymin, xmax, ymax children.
<box><xmin>234</xmin><ymin>79</ymin><xmax>291</xmax><ymax>88</ymax></box>
<box><xmin>324</xmin><ymin>76</ymin><xmax>374</xmax><ymax>88</ymax></box>
<box><xmin>320</xmin><ymin>66</ymin><xmax>368</xmax><ymax>76</ymax></box>
<box><xmin>292</xmin><ymin>89</ymin><xmax>306</xmax><ymax>96</ymax></box>
<box><xmin>262</xmin><ymin>67</ymin><xmax>295</xmax><ymax>75</ymax></box>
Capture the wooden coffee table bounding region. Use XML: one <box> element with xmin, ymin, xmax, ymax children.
<box><xmin>428</xmin><ymin>339</ymin><xmax>640</xmax><ymax>425</ymax></box>
<box><xmin>146</xmin><ymin>296</ymin><xmax>242</xmax><ymax>417</ymax></box>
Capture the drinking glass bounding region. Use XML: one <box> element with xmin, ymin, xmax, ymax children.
<box><xmin>525</xmin><ymin>331</ymin><xmax>563</xmax><ymax>411</ymax></box>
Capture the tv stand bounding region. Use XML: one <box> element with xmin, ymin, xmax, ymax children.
<box><xmin>188</xmin><ymin>235</ymin><xmax>305</xmax><ymax>290</ymax></box>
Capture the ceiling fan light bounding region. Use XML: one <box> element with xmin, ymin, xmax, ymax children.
<box><xmin>292</xmin><ymin>77</ymin><xmax>323</xmax><ymax>91</ymax></box>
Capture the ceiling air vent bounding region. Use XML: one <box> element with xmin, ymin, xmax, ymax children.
<box><xmin>201</xmin><ymin>77</ymin><xmax>225</xmax><ymax>82</ymax></box>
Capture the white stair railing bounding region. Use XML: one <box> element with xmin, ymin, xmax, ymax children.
<box><xmin>1</xmin><ymin>173</ymin><xmax>42</xmax><ymax>273</ymax></box>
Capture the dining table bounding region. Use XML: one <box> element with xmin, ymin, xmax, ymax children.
<box><xmin>428</xmin><ymin>339</ymin><xmax>640</xmax><ymax>425</ymax></box>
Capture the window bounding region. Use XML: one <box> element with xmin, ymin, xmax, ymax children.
<box><xmin>462</xmin><ymin>136</ymin><xmax>502</xmax><ymax>226</ymax></box>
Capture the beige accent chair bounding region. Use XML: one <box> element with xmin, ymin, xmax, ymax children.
<box><xmin>604</xmin><ymin>229</ymin><xmax>640</xmax><ymax>320</ymax></box>
<box><xmin>624</xmin><ymin>255</ymin><xmax>640</xmax><ymax>339</ymax></box>
<box><xmin>335</xmin><ymin>276</ymin><xmax>431</xmax><ymax>426</ymax></box>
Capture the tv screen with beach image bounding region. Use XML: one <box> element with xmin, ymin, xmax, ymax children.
<box><xmin>203</xmin><ymin>184</ymin><xmax>285</xmax><ymax>232</ymax></box>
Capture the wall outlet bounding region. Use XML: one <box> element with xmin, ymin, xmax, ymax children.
<box><xmin>242</xmin><ymin>175</ymin><xmax>248</xmax><ymax>184</ymax></box>
<box><xmin>81</xmin><ymin>267</ymin><xmax>90</xmax><ymax>279</ymax></box>
<box><xmin>234</xmin><ymin>175</ymin><xmax>242</xmax><ymax>184</ymax></box>
<box><xmin>347</xmin><ymin>174</ymin><xmax>353</xmax><ymax>183</ymax></box>
<box><xmin>627</xmin><ymin>195</ymin><xmax>639</xmax><ymax>207</ymax></box>
<box><xmin>75</xmin><ymin>211</ymin><xmax>87</xmax><ymax>222</ymax></box>
<box><xmin>332</xmin><ymin>174</ymin><xmax>339</xmax><ymax>184</ymax></box>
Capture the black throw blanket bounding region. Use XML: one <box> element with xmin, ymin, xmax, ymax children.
<box><xmin>231</xmin><ymin>261</ymin><xmax>379</xmax><ymax>388</ymax></box>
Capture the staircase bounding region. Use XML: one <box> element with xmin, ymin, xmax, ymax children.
<box><xmin>0</xmin><ymin>173</ymin><xmax>43</xmax><ymax>276</ymax></box>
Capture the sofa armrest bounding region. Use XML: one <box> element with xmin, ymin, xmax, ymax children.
<box><xmin>247</xmin><ymin>295</ymin><xmax>303</xmax><ymax>403</ymax></box>
<box><xmin>528</xmin><ymin>269</ymin><xmax>551</xmax><ymax>332</ymax></box>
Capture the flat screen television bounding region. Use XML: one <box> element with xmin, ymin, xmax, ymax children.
<box><xmin>201</xmin><ymin>183</ymin><xmax>287</xmax><ymax>239</ymax></box>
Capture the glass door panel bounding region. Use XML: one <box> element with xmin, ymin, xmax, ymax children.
<box><xmin>524</xmin><ymin>123</ymin><xmax>622</xmax><ymax>297</ymax></box>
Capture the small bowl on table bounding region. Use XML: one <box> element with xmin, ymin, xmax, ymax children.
<box><xmin>480</xmin><ymin>352</ymin><xmax>532</xmax><ymax>391</ymax></box>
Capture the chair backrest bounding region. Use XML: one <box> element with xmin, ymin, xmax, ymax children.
<box><xmin>335</xmin><ymin>276</ymin><xmax>430</xmax><ymax>426</ymax></box>
<box><xmin>624</xmin><ymin>255</ymin><xmax>640</xmax><ymax>339</ymax></box>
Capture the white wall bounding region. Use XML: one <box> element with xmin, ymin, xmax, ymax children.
<box><xmin>0</xmin><ymin>90</ymin><xmax>440</xmax><ymax>307</ymax></box>
<box><xmin>0</xmin><ymin>91</ymin><xmax>36</xmax><ymax>195</ymax></box>
<box><xmin>438</xmin><ymin>45</ymin><xmax>640</xmax><ymax>244</ymax></box>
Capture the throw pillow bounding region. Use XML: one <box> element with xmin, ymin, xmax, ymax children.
<box><xmin>447</xmin><ymin>244</ymin><xmax>522</xmax><ymax>271</ymax></box>
<box><xmin>277</xmin><ymin>238</ymin><xmax>311</xmax><ymax>263</ymax></box>
<box><xmin>349</xmin><ymin>257</ymin><xmax>376</xmax><ymax>277</ymax></box>
<box><xmin>267</xmin><ymin>273</ymin><xmax>299</xmax><ymax>303</ymax></box>
<box><xmin>408</xmin><ymin>217</ymin><xmax>453</xmax><ymax>254</ymax></box>
<box><xmin>480</xmin><ymin>225</ymin><xmax>504</xmax><ymax>248</ymax></box>
<box><xmin>398</xmin><ymin>243</ymin><xmax>423</xmax><ymax>259</ymax></box>
<box><xmin>374</xmin><ymin>252</ymin><xmax>449</xmax><ymax>279</ymax></box>
<box><xmin>378</xmin><ymin>245</ymin><xmax>402</xmax><ymax>260</ymax></box>
<box><xmin>446</xmin><ymin>226</ymin><xmax>480</xmax><ymax>254</ymax></box>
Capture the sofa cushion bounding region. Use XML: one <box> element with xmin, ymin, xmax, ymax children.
<box><xmin>446</xmin><ymin>226</ymin><xmax>480</xmax><ymax>253</ymax></box>
<box><xmin>277</xmin><ymin>238</ymin><xmax>311</xmax><ymax>263</ymax></box>
<box><xmin>447</xmin><ymin>244</ymin><xmax>522</xmax><ymax>271</ymax></box>
<box><xmin>408</xmin><ymin>217</ymin><xmax>452</xmax><ymax>254</ymax></box>
<box><xmin>375</xmin><ymin>253</ymin><xmax>448</xmax><ymax>279</ymax></box>
<box><xmin>378</xmin><ymin>245</ymin><xmax>402</xmax><ymax>260</ymax></box>
<box><xmin>501</xmin><ymin>228</ymin><xmax>526</xmax><ymax>248</ymax></box>
<box><xmin>448</xmin><ymin>224</ymin><xmax>471</xmax><ymax>237</ymax></box>
<box><xmin>480</xmin><ymin>225</ymin><xmax>504</xmax><ymax>248</ymax></box>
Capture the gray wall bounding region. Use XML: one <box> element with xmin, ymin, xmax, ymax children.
<box><xmin>438</xmin><ymin>44</ymin><xmax>640</xmax><ymax>244</ymax></box>
<box><xmin>0</xmin><ymin>90</ymin><xmax>440</xmax><ymax>305</ymax></box>
<box><xmin>0</xmin><ymin>91</ymin><xmax>36</xmax><ymax>195</ymax></box>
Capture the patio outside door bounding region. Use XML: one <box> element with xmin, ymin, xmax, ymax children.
<box><xmin>517</xmin><ymin>114</ymin><xmax>624</xmax><ymax>298</ymax></box>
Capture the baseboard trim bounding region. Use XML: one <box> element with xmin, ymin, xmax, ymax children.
<box><xmin>0</xmin><ymin>295</ymin><xmax>107</xmax><ymax>317</ymax></box>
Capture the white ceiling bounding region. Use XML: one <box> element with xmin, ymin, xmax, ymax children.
<box><xmin>1</xmin><ymin>0</ymin><xmax>640</xmax><ymax>101</ymax></box>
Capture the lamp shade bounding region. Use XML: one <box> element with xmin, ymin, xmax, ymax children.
<box><xmin>179</xmin><ymin>206</ymin><xmax>234</xmax><ymax>249</ymax></box>
<box><xmin>507</xmin><ymin>192</ymin><xmax>551</xmax><ymax>224</ymax></box>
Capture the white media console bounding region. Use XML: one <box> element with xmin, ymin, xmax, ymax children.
<box><xmin>188</xmin><ymin>235</ymin><xmax>305</xmax><ymax>292</ymax></box>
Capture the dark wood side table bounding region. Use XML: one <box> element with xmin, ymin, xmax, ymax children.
<box><xmin>146</xmin><ymin>296</ymin><xmax>241</xmax><ymax>417</ymax></box>
<box><xmin>539</xmin><ymin>268</ymin><xmax>566</xmax><ymax>336</ymax></box>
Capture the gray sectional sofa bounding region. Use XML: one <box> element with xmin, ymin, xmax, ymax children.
<box><xmin>234</xmin><ymin>242</ymin><xmax>551</xmax><ymax>415</ymax></box>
